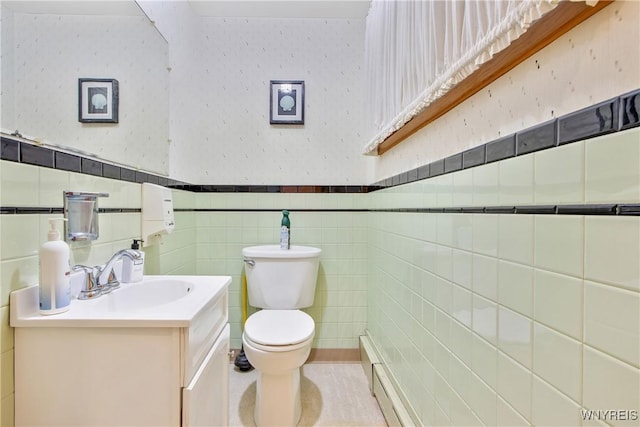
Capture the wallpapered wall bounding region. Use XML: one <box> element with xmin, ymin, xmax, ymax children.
<box><xmin>372</xmin><ymin>1</ymin><xmax>640</xmax><ymax>183</ymax></box>
<box><xmin>1</xmin><ymin>6</ymin><xmax>170</xmax><ymax>175</ymax></box>
<box><xmin>139</xmin><ymin>1</ymin><xmax>370</xmax><ymax>185</ymax></box>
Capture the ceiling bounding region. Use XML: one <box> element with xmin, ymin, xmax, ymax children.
<box><xmin>188</xmin><ymin>0</ymin><xmax>371</xmax><ymax>19</ymax></box>
<box><xmin>1</xmin><ymin>1</ymin><xmax>143</xmax><ymax>16</ymax></box>
<box><xmin>2</xmin><ymin>1</ymin><xmax>371</xmax><ymax>19</ymax></box>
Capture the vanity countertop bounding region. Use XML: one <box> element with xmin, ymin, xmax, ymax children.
<box><xmin>10</xmin><ymin>275</ymin><xmax>231</xmax><ymax>328</ymax></box>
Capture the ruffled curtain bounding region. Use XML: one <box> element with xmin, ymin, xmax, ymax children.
<box><xmin>363</xmin><ymin>0</ymin><xmax>562</xmax><ymax>154</ymax></box>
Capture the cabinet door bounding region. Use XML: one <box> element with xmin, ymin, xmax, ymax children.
<box><xmin>182</xmin><ymin>324</ymin><xmax>230</xmax><ymax>427</ymax></box>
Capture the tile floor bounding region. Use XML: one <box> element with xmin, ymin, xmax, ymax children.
<box><xmin>229</xmin><ymin>363</ymin><xmax>388</xmax><ymax>427</ymax></box>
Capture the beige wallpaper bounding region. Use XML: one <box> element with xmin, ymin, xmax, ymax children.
<box><xmin>140</xmin><ymin>1</ymin><xmax>370</xmax><ymax>185</ymax></box>
<box><xmin>372</xmin><ymin>1</ymin><xmax>640</xmax><ymax>183</ymax></box>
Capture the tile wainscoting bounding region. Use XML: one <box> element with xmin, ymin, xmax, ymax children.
<box><xmin>1</xmin><ymin>90</ymin><xmax>638</xmax><ymax>426</ymax></box>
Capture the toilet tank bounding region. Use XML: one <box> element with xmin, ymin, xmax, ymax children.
<box><xmin>242</xmin><ymin>245</ymin><xmax>321</xmax><ymax>309</ymax></box>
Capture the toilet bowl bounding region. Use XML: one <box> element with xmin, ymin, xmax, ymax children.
<box><xmin>241</xmin><ymin>245</ymin><xmax>321</xmax><ymax>427</ymax></box>
<box><xmin>242</xmin><ymin>310</ymin><xmax>315</xmax><ymax>426</ymax></box>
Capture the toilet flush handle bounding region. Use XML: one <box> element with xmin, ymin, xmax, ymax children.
<box><xmin>243</xmin><ymin>258</ymin><xmax>255</xmax><ymax>267</ymax></box>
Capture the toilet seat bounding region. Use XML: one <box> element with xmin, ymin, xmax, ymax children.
<box><xmin>243</xmin><ymin>333</ymin><xmax>314</xmax><ymax>353</ymax></box>
<box><xmin>244</xmin><ymin>309</ymin><xmax>314</xmax><ymax>347</ymax></box>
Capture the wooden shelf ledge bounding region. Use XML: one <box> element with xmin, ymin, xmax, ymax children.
<box><xmin>376</xmin><ymin>0</ymin><xmax>614</xmax><ymax>156</ymax></box>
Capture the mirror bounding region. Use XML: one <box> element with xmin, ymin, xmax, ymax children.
<box><xmin>1</xmin><ymin>1</ymin><xmax>170</xmax><ymax>175</ymax></box>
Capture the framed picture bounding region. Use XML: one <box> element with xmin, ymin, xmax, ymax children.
<box><xmin>78</xmin><ymin>78</ymin><xmax>119</xmax><ymax>123</ymax></box>
<box><xmin>270</xmin><ymin>80</ymin><xmax>304</xmax><ymax>124</ymax></box>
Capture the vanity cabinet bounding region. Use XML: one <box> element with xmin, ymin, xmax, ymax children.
<box><xmin>11</xmin><ymin>276</ymin><xmax>230</xmax><ymax>427</ymax></box>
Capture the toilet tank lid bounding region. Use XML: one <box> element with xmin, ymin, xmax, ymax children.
<box><xmin>244</xmin><ymin>310</ymin><xmax>314</xmax><ymax>346</ymax></box>
<box><xmin>242</xmin><ymin>245</ymin><xmax>321</xmax><ymax>259</ymax></box>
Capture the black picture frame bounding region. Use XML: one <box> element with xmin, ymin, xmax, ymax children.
<box><xmin>270</xmin><ymin>80</ymin><xmax>304</xmax><ymax>124</ymax></box>
<box><xmin>78</xmin><ymin>78</ymin><xmax>119</xmax><ymax>123</ymax></box>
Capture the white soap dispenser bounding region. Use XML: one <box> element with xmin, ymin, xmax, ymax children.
<box><xmin>39</xmin><ymin>218</ymin><xmax>71</xmax><ymax>315</ymax></box>
<box><xmin>121</xmin><ymin>239</ymin><xmax>144</xmax><ymax>283</ymax></box>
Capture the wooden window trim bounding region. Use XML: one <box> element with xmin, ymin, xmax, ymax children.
<box><xmin>376</xmin><ymin>0</ymin><xmax>614</xmax><ymax>156</ymax></box>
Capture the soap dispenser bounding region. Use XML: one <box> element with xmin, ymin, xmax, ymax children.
<box><xmin>121</xmin><ymin>239</ymin><xmax>144</xmax><ymax>283</ymax></box>
<box><xmin>39</xmin><ymin>218</ymin><xmax>71</xmax><ymax>315</ymax></box>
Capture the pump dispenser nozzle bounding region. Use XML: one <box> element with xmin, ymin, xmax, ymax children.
<box><xmin>122</xmin><ymin>239</ymin><xmax>145</xmax><ymax>283</ymax></box>
<box><xmin>48</xmin><ymin>218</ymin><xmax>67</xmax><ymax>241</ymax></box>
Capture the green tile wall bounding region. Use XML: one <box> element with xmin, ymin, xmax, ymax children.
<box><xmin>1</xmin><ymin>128</ymin><xmax>638</xmax><ymax>427</ymax></box>
<box><xmin>190</xmin><ymin>192</ymin><xmax>369</xmax><ymax>349</ymax></box>
<box><xmin>0</xmin><ymin>160</ymin><xmax>145</xmax><ymax>425</ymax></box>
<box><xmin>0</xmin><ymin>168</ymin><xmax>371</xmax><ymax>426</ymax></box>
<box><xmin>366</xmin><ymin>129</ymin><xmax>640</xmax><ymax>426</ymax></box>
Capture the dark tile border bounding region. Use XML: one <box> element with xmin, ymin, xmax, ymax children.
<box><xmin>1</xmin><ymin>207</ymin><xmax>64</xmax><ymax>214</ymax></box>
<box><xmin>417</xmin><ymin>164</ymin><xmax>430</xmax><ymax>180</ymax></box>
<box><xmin>120</xmin><ymin>168</ymin><xmax>137</xmax><ymax>182</ymax></box>
<box><xmin>55</xmin><ymin>152</ymin><xmax>82</xmax><ymax>173</ymax></box>
<box><xmin>103</xmin><ymin>164</ymin><xmax>121</xmax><ymax>180</ymax></box>
<box><xmin>0</xmin><ymin>138</ymin><xmax>182</xmax><ymax>187</ymax></box>
<box><xmin>556</xmin><ymin>204</ymin><xmax>617</xmax><ymax>215</ymax></box>
<box><xmin>373</xmin><ymin>88</ymin><xmax>640</xmax><ymax>190</ymax></box>
<box><xmin>1</xmin><ymin>137</ymin><xmax>20</xmax><ymax>161</ymax></box>
<box><xmin>462</xmin><ymin>145</ymin><xmax>486</xmax><ymax>169</ymax></box>
<box><xmin>81</xmin><ymin>158</ymin><xmax>102</xmax><ymax>176</ymax></box>
<box><xmin>558</xmin><ymin>98</ymin><xmax>618</xmax><ymax>145</ymax></box>
<box><xmin>444</xmin><ymin>153</ymin><xmax>463</xmax><ymax>173</ymax></box>
<box><xmin>172</xmin><ymin>185</ymin><xmax>371</xmax><ymax>193</ymax></box>
<box><xmin>3</xmin><ymin>204</ymin><xmax>638</xmax><ymax>216</ymax></box>
<box><xmin>516</xmin><ymin>119</ymin><xmax>557</xmax><ymax>156</ymax></box>
<box><xmin>1</xmin><ymin>88</ymin><xmax>638</xmax><ymax>195</ymax></box>
<box><xmin>0</xmin><ymin>137</ymin><xmax>370</xmax><ymax>193</ymax></box>
<box><xmin>430</xmin><ymin>159</ymin><xmax>445</xmax><ymax>177</ymax></box>
<box><xmin>619</xmin><ymin>204</ymin><xmax>640</xmax><ymax>215</ymax></box>
<box><xmin>515</xmin><ymin>205</ymin><xmax>556</xmax><ymax>215</ymax></box>
<box><xmin>485</xmin><ymin>206</ymin><xmax>516</xmax><ymax>214</ymax></box>
<box><xmin>367</xmin><ymin>204</ymin><xmax>640</xmax><ymax>216</ymax></box>
<box><xmin>21</xmin><ymin>143</ymin><xmax>54</xmax><ymax>168</ymax></box>
<box><xmin>99</xmin><ymin>208</ymin><xmax>142</xmax><ymax>213</ymax></box>
<box><xmin>620</xmin><ymin>89</ymin><xmax>640</xmax><ymax>130</ymax></box>
<box><xmin>486</xmin><ymin>135</ymin><xmax>516</xmax><ymax>163</ymax></box>
<box><xmin>0</xmin><ymin>207</ymin><xmax>141</xmax><ymax>215</ymax></box>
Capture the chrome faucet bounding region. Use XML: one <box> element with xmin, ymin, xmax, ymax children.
<box><xmin>97</xmin><ymin>249</ymin><xmax>143</xmax><ymax>290</ymax></box>
<box><xmin>72</xmin><ymin>249</ymin><xmax>143</xmax><ymax>299</ymax></box>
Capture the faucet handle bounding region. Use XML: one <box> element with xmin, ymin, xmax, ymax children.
<box><xmin>72</xmin><ymin>265</ymin><xmax>101</xmax><ymax>300</ymax></box>
<box><xmin>105</xmin><ymin>269</ymin><xmax>120</xmax><ymax>291</ymax></box>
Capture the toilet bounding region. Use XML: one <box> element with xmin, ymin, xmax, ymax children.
<box><xmin>241</xmin><ymin>244</ymin><xmax>322</xmax><ymax>427</ymax></box>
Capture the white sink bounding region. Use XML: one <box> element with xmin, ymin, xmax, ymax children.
<box><xmin>95</xmin><ymin>278</ymin><xmax>194</xmax><ymax>313</ymax></box>
<box><xmin>10</xmin><ymin>275</ymin><xmax>231</xmax><ymax>327</ymax></box>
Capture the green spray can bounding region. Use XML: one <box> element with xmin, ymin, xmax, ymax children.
<box><xmin>280</xmin><ymin>210</ymin><xmax>290</xmax><ymax>249</ymax></box>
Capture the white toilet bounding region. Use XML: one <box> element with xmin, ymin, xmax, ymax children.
<box><xmin>241</xmin><ymin>244</ymin><xmax>322</xmax><ymax>427</ymax></box>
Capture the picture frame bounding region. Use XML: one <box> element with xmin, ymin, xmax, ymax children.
<box><xmin>78</xmin><ymin>78</ymin><xmax>119</xmax><ymax>123</ymax></box>
<box><xmin>270</xmin><ymin>80</ymin><xmax>304</xmax><ymax>124</ymax></box>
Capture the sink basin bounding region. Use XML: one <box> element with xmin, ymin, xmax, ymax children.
<box><xmin>95</xmin><ymin>278</ymin><xmax>194</xmax><ymax>312</ymax></box>
<box><xmin>10</xmin><ymin>275</ymin><xmax>231</xmax><ymax>327</ymax></box>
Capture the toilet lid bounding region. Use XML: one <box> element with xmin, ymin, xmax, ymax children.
<box><xmin>244</xmin><ymin>310</ymin><xmax>314</xmax><ymax>346</ymax></box>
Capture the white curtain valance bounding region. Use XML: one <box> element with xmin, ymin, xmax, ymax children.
<box><xmin>363</xmin><ymin>0</ymin><xmax>562</xmax><ymax>155</ymax></box>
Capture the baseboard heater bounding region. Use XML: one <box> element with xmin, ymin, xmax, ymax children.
<box><xmin>359</xmin><ymin>334</ymin><xmax>418</xmax><ymax>427</ymax></box>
